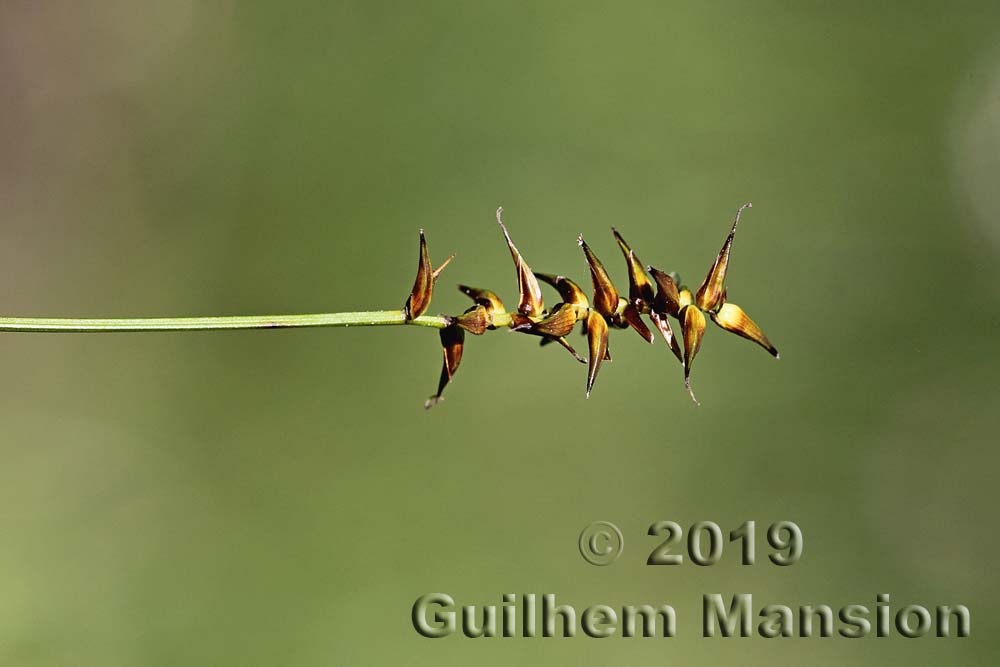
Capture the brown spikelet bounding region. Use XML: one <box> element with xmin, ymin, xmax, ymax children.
<box><xmin>425</xmin><ymin>324</ymin><xmax>465</xmax><ymax>409</ymax></box>
<box><xmin>530</xmin><ymin>303</ymin><xmax>580</xmax><ymax>338</ymax></box>
<box><xmin>695</xmin><ymin>202</ymin><xmax>751</xmax><ymax>312</ymax></box>
<box><xmin>585</xmin><ymin>310</ymin><xmax>609</xmax><ymax>397</ymax></box>
<box><xmin>455</xmin><ymin>305</ymin><xmax>490</xmax><ymax>335</ymax></box>
<box><xmin>404</xmin><ymin>230</ymin><xmax>453</xmax><ymax>320</ymax></box>
<box><xmin>578</xmin><ymin>235</ymin><xmax>620</xmax><ymax>318</ymax></box>
<box><xmin>458</xmin><ymin>285</ymin><xmax>506</xmax><ymax>318</ymax></box>
<box><xmin>612</xmin><ymin>229</ymin><xmax>655</xmax><ymax>311</ymax></box>
<box><xmin>496</xmin><ymin>207</ymin><xmax>545</xmax><ymax>317</ymax></box>
<box><xmin>403</xmin><ymin>230</ymin><xmax>433</xmax><ymax>320</ymax></box>
<box><xmin>534</xmin><ymin>273</ymin><xmax>589</xmax><ymax>309</ymax></box>
<box><xmin>710</xmin><ymin>302</ymin><xmax>778</xmax><ymax>358</ymax></box>
<box><xmin>680</xmin><ymin>305</ymin><xmax>706</xmax><ymax>405</ymax></box>
<box><xmin>649</xmin><ymin>267</ymin><xmax>681</xmax><ymax>317</ymax></box>
<box><xmin>458</xmin><ymin>285</ymin><xmax>507</xmax><ymax>331</ymax></box>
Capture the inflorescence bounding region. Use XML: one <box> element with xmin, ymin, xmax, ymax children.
<box><xmin>411</xmin><ymin>204</ymin><xmax>778</xmax><ymax>408</ymax></box>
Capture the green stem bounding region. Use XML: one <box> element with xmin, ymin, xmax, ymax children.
<box><xmin>0</xmin><ymin>310</ymin><xmax>452</xmax><ymax>333</ymax></box>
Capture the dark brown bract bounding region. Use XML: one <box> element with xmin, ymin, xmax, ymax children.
<box><xmin>408</xmin><ymin>204</ymin><xmax>778</xmax><ymax>408</ymax></box>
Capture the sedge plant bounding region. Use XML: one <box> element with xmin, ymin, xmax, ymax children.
<box><xmin>0</xmin><ymin>204</ymin><xmax>778</xmax><ymax>407</ymax></box>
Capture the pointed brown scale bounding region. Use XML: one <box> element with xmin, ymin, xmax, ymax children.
<box><xmin>578</xmin><ymin>235</ymin><xmax>619</xmax><ymax>317</ymax></box>
<box><xmin>455</xmin><ymin>305</ymin><xmax>489</xmax><ymax>335</ymax></box>
<box><xmin>710</xmin><ymin>302</ymin><xmax>779</xmax><ymax>358</ymax></box>
<box><xmin>622</xmin><ymin>303</ymin><xmax>654</xmax><ymax>343</ymax></box>
<box><xmin>534</xmin><ymin>273</ymin><xmax>589</xmax><ymax>309</ymax></box>
<box><xmin>585</xmin><ymin>311</ymin><xmax>609</xmax><ymax>398</ymax></box>
<box><xmin>507</xmin><ymin>312</ymin><xmax>539</xmax><ymax>336</ymax></box>
<box><xmin>649</xmin><ymin>267</ymin><xmax>681</xmax><ymax>316</ymax></box>
<box><xmin>496</xmin><ymin>207</ymin><xmax>544</xmax><ymax>317</ymax></box>
<box><xmin>650</xmin><ymin>310</ymin><xmax>683</xmax><ymax>363</ymax></box>
<box><xmin>458</xmin><ymin>285</ymin><xmax>506</xmax><ymax>313</ymax></box>
<box><xmin>511</xmin><ymin>305</ymin><xmax>586</xmax><ymax>364</ymax></box>
<box><xmin>695</xmin><ymin>202</ymin><xmax>752</xmax><ymax>312</ymax></box>
<box><xmin>552</xmin><ymin>336</ymin><xmax>587</xmax><ymax>364</ymax></box>
<box><xmin>538</xmin><ymin>335</ymin><xmax>588</xmax><ymax>364</ymax></box>
<box><xmin>680</xmin><ymin>305</ymin><xmax>706</xmax><ymax>405</ymax></box>
<box><xmin>528</xmin><ymin>303</ymin><xmax>579</xmax><ymax>338</ymax></box>
<box><xmin>457</xmin><ymin>285</ymin><xmax>506</xmax><ymax>329</ymax></box>
<box><xmin>612</xmin><ymin>229</ymin><xmax>655</xmax><ymax>311</ymax></box>
<box><xmin>509</xmin><ymin>319</ymin><xmax>535</xmax><ymax>333</ymax></box>
<box><xmin>425</xmin><ymin>324</ymin><xmax>465</xmax><ymax>409</ymax></box>
<box><xmin>404</xmin><ymin>229</ymin><xmax>434</xmax><ymax>320</ymax></box>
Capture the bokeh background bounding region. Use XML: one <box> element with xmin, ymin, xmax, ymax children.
<box><xmin>1</xmin><ymin>2</ymin><xmax>998</xmax><ymax>665</ymax></box>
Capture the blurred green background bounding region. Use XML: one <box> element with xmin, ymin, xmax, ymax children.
<box><xmin>1</xmin><ymin>2</ymin><xmax>998</xmax><ymax>665</ymax></box>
